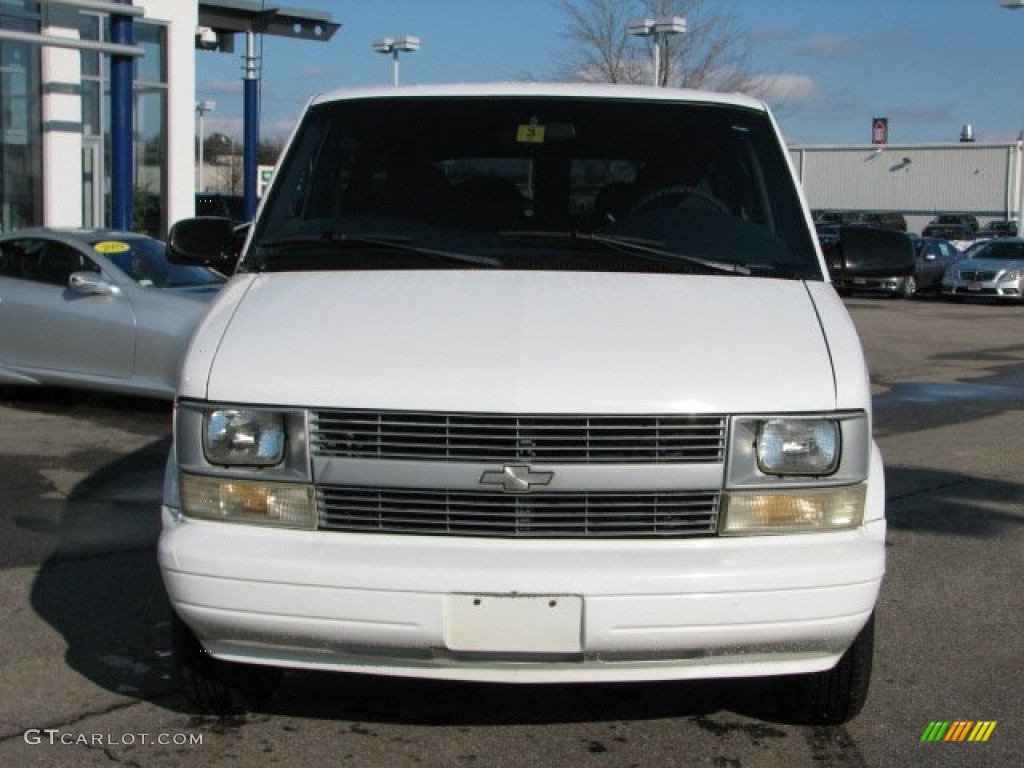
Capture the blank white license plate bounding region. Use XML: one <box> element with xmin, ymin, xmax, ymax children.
<box><xmin>444</xmin><ymin>594</ymin><xmax>583</xmax><ymax>653</ymax></box>
<box><xmin>968</xmin><ymin>283</ymin><xmax>983</xmax><ymax>292</ymax></box>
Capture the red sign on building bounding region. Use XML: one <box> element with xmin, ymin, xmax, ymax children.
<box><xmin>872</xmin><ymin>118</ymin><xmax>889</xmax><ymax>145</ymax></box>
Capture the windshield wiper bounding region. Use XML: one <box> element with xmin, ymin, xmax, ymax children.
<box><xmin>498</xmin><ymin>230</ymin><xmax>751</xmax><ymax>276</ymax></box>
<box><xmin>256</xmin><ymin>232</ymin><xmax>501</xmax><ymax>268</ymax></box>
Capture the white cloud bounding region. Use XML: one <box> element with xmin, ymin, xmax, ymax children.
<box><xmin>794</xmin><ymin>34</ymin><xmax>861</xmax><ymax>58</ymax></box>
<box><xmin>264</xmin><ymin>118</ymin><xmax>300</xmax><ymax>140</ymax></box>
<box><xmin>202</xmin><ymin>79</ymin><xmax>242</xmax><ymax>96</ymax></box>
<box><xmin>750</xmin><ymin>72</ymin><xmax>823</xmax><ymax>107</ymax></box>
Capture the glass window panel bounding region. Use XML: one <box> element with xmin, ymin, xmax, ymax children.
<box><xmin>134</xmin><ymin>23</ymin><xmax>167</xmax><ymax>85</ymax></box>
<box><xmin>0</xmin><ymin>2</ymin><xmax>41</xmax><ymax>18</ymax></box>
<box><xmin>81</xmin><ymin>79</ymin><xmax>100</xmax><ymax>136</ymax></box>
<box><xmin>0</xmin><ymin>14</ymin><xmax>41</xmax><ymax>231</ymax></box>
<box><xmin>79</xmin><ymin>14</ymin><xmax>100</xmax><ymax>77</ymax></box>
<box><xmin>134</xmin><ymin>88</ymin><xmax>166</xmax><ymax>235</ymax></box>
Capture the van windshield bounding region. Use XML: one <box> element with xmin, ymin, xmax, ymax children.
<box><xmin>247</xmin><ymin>96</ymin><xmax>822</xmax><ymax>279</ymax></box>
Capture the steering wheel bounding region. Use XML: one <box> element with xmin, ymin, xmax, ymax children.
<box><xmin>628</xmin><ymin>185</ymin><xmax>729</xmax><ymax>215</ymax></box>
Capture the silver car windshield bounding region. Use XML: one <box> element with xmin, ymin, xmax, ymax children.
<box><xmin>105</xmin><ymin>236</ymin><xmax>225</xmax><ymax>288</ymax></box>
<box><xmin>974</xmin><ymin>240</ymin><xmax>1024</xmax><ymax>260</ymax></box>
<box><xmin>247</xmin><ymin>96</ymin><xmax>821</xmax><ymax>279</ymax></box>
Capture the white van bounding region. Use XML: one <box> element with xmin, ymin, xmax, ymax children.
<box><xmin>160</xmin><ymin>83</ymin><xmax>912</xmax><ymax>722</ymax></box>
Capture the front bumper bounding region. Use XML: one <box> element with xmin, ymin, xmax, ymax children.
<box><xmin>835</xmin><ymin>275</ymin><xmax>906</xmax><ymax>294</ymax></box>
<box><xmin>159</xmin><ymin>515</ymin><xmax>885</xmax><ymax>683</ymax></box>
<box><xmin>942</xmin><ymin>281</ymin><xmax>1023</xmax><ymax>300</ymax></box>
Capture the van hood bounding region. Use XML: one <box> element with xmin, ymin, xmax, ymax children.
<box><xmin>184</xmin><ymin>271</ymin><xmax>843</xmax><ymax>414</ymax></box>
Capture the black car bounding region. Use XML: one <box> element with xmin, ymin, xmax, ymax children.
<box><xmin>976</xmin><ymin>220</ymin><xmax>1018</xmax><ymax>238</ymax></box>
<box><xmin>833</xmin><ymin>234</ymin><xmax>961</xmax><ymax>298</ymax></box>
<box><xmin>814</xmin><ymin>210</ymin><xmax>906</xmax><ymax>232</ymax></box>
<box><xmin>922</xmin><ymin>214</ymin><xmax>978</xmax><ymax>239</ymax></box>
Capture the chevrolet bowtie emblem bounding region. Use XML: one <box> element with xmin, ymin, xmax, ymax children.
<box><xmin>479</xmin><ymin>464</ymin><xmax>554</xmax><ymax>493</ymax></box>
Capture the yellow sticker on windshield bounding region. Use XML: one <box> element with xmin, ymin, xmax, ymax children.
<box><xmin>516</xmin><ymin>125</ymin><xmax>546</xmax><ymax>144</ymax></box>
<box><xmin>93</xmin><ymin>240</ymin><xmax>131</xmax><ymax>254</ymax></box>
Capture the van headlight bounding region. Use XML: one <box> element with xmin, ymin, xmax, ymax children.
<box><xmin>721</xmin><ymin>485</ymin><xmax>865</xmax><ymax>535</ymax></box>
<box><xmin>180</xmin><ymin>473</ymin><xmax>315</xmax><ymax>528</ymax></box>
<box><xmin>756</xmin><ymin>418</ymin><xmax>839</xmax><ymax>475</ymax></box>
<box><xmin>173</xmin><ymin>401</ymin><xmax>312</xmax><ymax>528</ymax></box>
<box><xmin>723</xmin><ymin>412</ymin><xmax>870</xmax><ymax>534</ymax></box>
<box><xmin>204</xmin><ymin>409</ymin><xmax>285</xmax><ymax>466</ymax></box>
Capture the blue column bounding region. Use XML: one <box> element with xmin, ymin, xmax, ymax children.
<box><xmin>110</xmin><ymin>0</ymin><xmax>134</xmax><ymax>230</ymax></box>
<box><xmin>242</xmin><ymin>30</ymin><xmax>259</xmax><ymax>220</ymax></box>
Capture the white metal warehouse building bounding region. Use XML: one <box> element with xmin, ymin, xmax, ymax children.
<box><xmin>789</xmin><ymin>141</ymin><xmax>1023</xmax><ymax>235</ymax></box>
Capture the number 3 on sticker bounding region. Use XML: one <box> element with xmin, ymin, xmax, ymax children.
<box><xmin>516</xmin><ymin>124</ymin><xmax>546</xmax><ymax>144</ymax></box>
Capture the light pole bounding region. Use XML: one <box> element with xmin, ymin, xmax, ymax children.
<box><xmin>372</xmin><ymin>35</ymin><xmax>420</xmax><ymax>86</ymax></box>
<box><xmin>1000</xmin><ymin>1</ymin><xmax>1024</xmax><ymax>233</ymax></box>
<box><xmin>196</xmin><ymin>100</ymin><xmax>216</xmax><ymax>194</ymax></box>
<box><xmin>628</xmin><ymin>16</ymin><xmax>686</xmax><ymax>87</ymax></box>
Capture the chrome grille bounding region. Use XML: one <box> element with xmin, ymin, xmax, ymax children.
<box><xmin>318</xmin><ymin>486</ymin><xmax>719</xmax><ymax>538</ymax></box>
<box><xmin>310</xmin><ymin>410</ymin><xmax>726</xmax><ymax>464</ymax></box>
<box><xmin>959</xmin><ymin>269</ymin><xmax>997</xmax><ymax>281</ymax></box>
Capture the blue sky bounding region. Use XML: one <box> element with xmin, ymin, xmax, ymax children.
<box><xmin>196</xmin><ymin>0</ymin><xmax>1024</xmax><ymax>146</ymax></box>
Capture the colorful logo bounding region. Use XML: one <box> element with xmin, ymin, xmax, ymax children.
<box><xmin>921</xmin><ymin>721</ymin><xmax>997</xmax><ymax>743</ymax></box>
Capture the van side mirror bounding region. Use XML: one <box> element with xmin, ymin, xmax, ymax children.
<box><xmin>168</xmin><ymin>217</ymin><xmax>245</xmax><ymax>272</ymax></box>
<box><xmin>832</xmin><ymin>226</ymin><xmax>915</xmax><ymax>279</ymax></box>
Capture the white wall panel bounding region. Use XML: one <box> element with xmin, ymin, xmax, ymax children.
<box><xmin>789</xmin><ymin>143</ymin><xmax>1019</xmax><ymax>221</ymax></box>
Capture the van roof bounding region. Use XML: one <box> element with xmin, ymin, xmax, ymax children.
<box><xmin>308</xmin><ymin>82</ymin><xmax>768</xmax><ymax>113</ymax></box>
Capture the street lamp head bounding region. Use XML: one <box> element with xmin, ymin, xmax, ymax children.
<box><xmin>653</xmin><ymin>17</ymin><xmax>686</xmax><ymax>34</ymax></box>
<box><xmin>374</xmin><ymin>34</ymin><xmax>420</xmax><ymax>86</ymax></box>
<box><xmin>196</xmin><ymin>100</ymin><xmax>216</xmax><ymax>114</ymax></box>
<box><xmin>394</xmin><ymin>35</ymin><xmax>420</xmax><ymax>52</ymax></box>
<box><xmin>373</xmin><ymin>35</ymin><xmax>420</xmax><ymax>54</ymax></box>
<box><xmin>627</xmin><ymin>19</ymin><xmax>654</xmax><ymax>37</ymax></box>
<box><xmin>628</xmin><ymin>16</ymin><xmax>686</xmax><ymax>87</ymax></box>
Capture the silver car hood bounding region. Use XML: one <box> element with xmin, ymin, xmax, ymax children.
<box><xmin>955</xmin><ymin>258</ymin><xmax>1024</xmax><ymax>271</ymax></box>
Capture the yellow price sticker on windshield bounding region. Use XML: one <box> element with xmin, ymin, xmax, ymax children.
<box><xmin>516</xmin><ymin>125</ymin><xmax>546</xmax><ymax>144</ymax></box>
<box><xmin>93</xmin><ymin>240</ymin><xmax>131</xmax><ymax>254</ymax></box>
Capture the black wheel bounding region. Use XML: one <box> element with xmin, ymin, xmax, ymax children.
<box><xmin>897</xmin><ymin>275</ymin><xmax>917</xmax><ymax>299</ymax></box>
<box><xmin>780</xmin><ymin>612</ymin><xmax>875</xmax><ymax>725</ymax></box>
<box><xmin>172</xmin><ymin>612</ymin><xmax>280</xmax><ymax>716</ymax></box>
<box><xmin>628</xmin><ymin>185</ymin><xmax>729</xmax><ymax>215</ymax></box>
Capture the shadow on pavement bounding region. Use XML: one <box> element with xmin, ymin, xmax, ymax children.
<box><xmin>28</xmin><ymin>436</ymin><xmax>178</xmax><ymax>701</ymax></box>
<box><xmin>884</xmin><ymin>466</ymin><xmax>1024</xmax><ymax>537</ymax></box>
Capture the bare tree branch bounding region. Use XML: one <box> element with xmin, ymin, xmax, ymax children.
<box><xmin>553</xmin><ymin>0</ymin><xmax>762</xmax><ymax>96</ymax></box>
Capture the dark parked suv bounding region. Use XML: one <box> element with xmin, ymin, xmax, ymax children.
<box><xmin>923</xmin><ymin>214</ymin><xmax>978</xmax><ymax>239</ymax></box>
<box><xmin>813</xmin><ymin>210</ymin><xmax>906</xmax><ymax>232</ymax></box>
<box><xmin>976</xmin><ymin>220</ymin><xmax>1018</xmax><ymax>238</ymax></box>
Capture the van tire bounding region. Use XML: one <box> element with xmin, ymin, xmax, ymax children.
<box><xmin>171</xmin><ymin>612</ymin><xmax>280</xmax><ymax>716</ymax></box>
<box><xmin>781</xmin><ymin>612</ymin><xmax>875</xmax><ymax>725</ymax></box>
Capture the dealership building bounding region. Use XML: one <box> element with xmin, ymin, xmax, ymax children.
<box><xmin>0</xmin><ymin>2</ymin><xmax>1020</xmax><ymax>238</ymax></box>
<box><xmin>0</xmin><ymin>0</ymin><xmax>336</xmax><ymax>237</ymax></box>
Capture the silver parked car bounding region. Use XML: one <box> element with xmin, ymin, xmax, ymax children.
<box><xmin>0</xmin><ymin>228</ymin><xmax>225</xmax><ymax>399</ymax></box>
<box><xmin>942</xmin><ymin>238</ymin><xmax>1024</xmax><ymax>302</ymax></box>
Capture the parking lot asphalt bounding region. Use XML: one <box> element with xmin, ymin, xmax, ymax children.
<box><xmin>0</xmin><ymin>295</ymin><xmax>1020</xmax><ymax>767</ymax></box>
